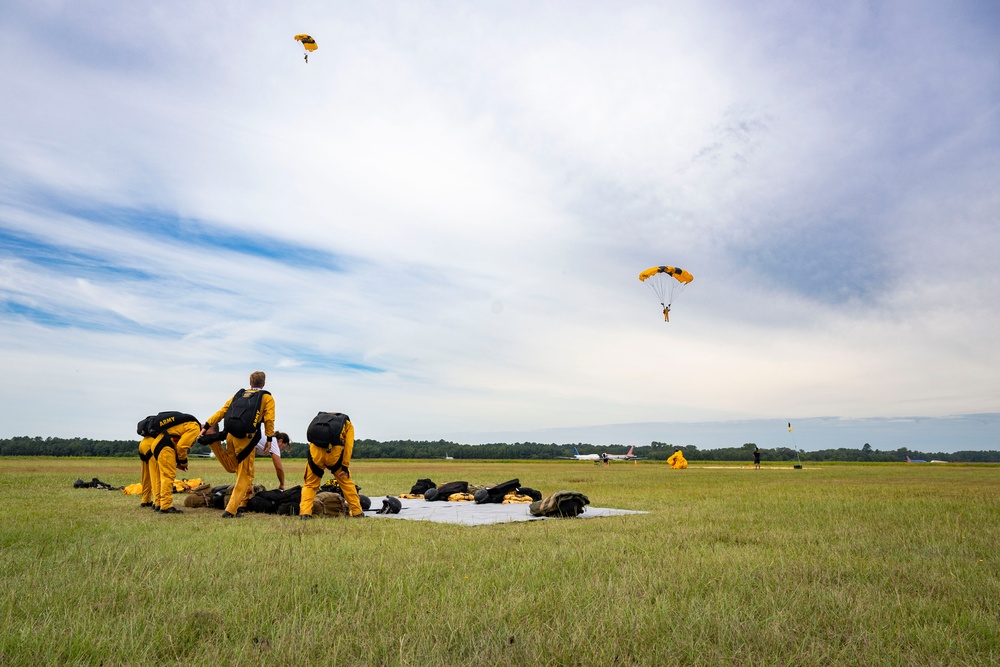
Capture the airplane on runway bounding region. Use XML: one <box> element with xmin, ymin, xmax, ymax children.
<box><xmin>605</xmin><ymin>446</ymin><xmax>638</xmax><ymax>461</ymax></box>
<box><xmin>569</xmin><ymin>447</ymin><xmax>602</xmax><ymax>462</ymax></box>
<box><xmin>907</xmin><ymin>456</ymin><xmax>948</xmax><ymax>463</ymax></box>
<box><xmin>566</xmin><ymin>447</ymin><xmax>638</xmax><ymax>463</ymax></box>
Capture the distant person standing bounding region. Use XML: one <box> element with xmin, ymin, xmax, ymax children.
<box><xmin>753</xmin><ymin>446</ymin><xmax>761</xmax><ymax>469</ymax></box>
<box><xmin>201</xmin><ymin>371</ymin><xmax>276</xmax><ymax>518</ymax></box>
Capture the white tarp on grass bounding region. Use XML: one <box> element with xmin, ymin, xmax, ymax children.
<box><xmin>363</xmin><ymin>496</ymin><xmax>646</xmax><ymax>526</ymax></box>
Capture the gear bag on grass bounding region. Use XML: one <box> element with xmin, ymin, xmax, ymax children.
<box><xmin>529</xmin><ymin>491</ymin><xmax>590</xmax><ymax>518</ymax></box>
<box><xmin>474</xmin><ymin>478</ymin><xmax>520</xmax><ymax>504</ymax></box>
<box><xmin>426</xmin><ymin>481</ymin><xmax>468</xmax><ymax>501</ymax></box>
<box><xmin>223</xmin><ymin>389</ymin><xmax>270</xmax><ymax>438</ymax></box>
<box><xmin>410</xmin><ymin>478</ymin><xmax>436</xmax><ymax>495</ymax></box>
<box><xmin>313</xmin><ymin>491</ymin><xmax>349</xmax><ymax>517</ymax></box>
<box><xmin>306</xmin><ymin>412</ymin><xmax>350</xmax><ymax>449</ymax></box>
<box><xmin>517</xmin><ymin>486</ymin><xmax>542</xmax><ymax>502</ymax></box>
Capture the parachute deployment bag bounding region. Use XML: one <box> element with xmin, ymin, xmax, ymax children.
<box><xmin>306</xmin><ymin>412</ymin><xmax>349</xmax><ymax>449</ymax></box>
<box><xmin>224</xmin><ymin>389</ymin><xmax>270</xmax><ymax>439</ymax></box>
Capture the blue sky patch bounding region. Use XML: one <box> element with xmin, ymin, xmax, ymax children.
<box><xmin>1</xmin><ymin>298</ymin><xmax>170</xmax><ymax>336</ymax></box>
<box><xmin>0</xmin><ymin>226</ymin><xmax>153</xmax><ymax>282</ymax></box>
<box><xmin>260</xmin><ymin>342</ymin><xmax>384</xmax><ymax>374</ymax></box>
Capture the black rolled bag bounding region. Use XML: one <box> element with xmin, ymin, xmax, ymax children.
<box><xmin>425</xmin><ymin>481</ymin><xmax>468</xmax><ymax>501</ymax></box>
<box><xmin>516</xmin><ymin>486</ymin><xmax>543</xmax><ymax>502</ymax></box>
<box><xmin>410</xmin><ymin>478</ymin><xmax>436</xmax><ymax>495</ymax></box>
<box><xmin>474</xmin><ymin>479</ymin><xmax>520</xmax><ymax>504</ymax></box>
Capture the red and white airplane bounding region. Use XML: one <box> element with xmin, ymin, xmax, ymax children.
<box><xmin>569</xmin><ymin>446</ymin><xmax>638</xmax><ymax>462</ymax></box>
<box><xmin>604</xmin><ymin>446</ymin><xmax>638</xmax><ymax>461</ymax></box>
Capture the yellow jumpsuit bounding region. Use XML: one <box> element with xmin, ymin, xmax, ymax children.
<box><xmin>206</xmin><ymin>390</ymin><xmax>275</xmax><ymax>515</ymax></box>
<box><xmin>155</xmin><ymin>420</ymin><xmax>200</xmax><ymax>511</ymax></box>
<box><xmin>138</xmin><ymin>435</ymin><xmax>160</xmax><ymax>507</ymax></box>
<box><xmin>299</xmin><ymin>418</ymin><xmax>362</xmax><ymax>517</ymax></box>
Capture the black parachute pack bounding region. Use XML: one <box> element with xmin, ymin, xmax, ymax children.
<box><xmin>425</xmin><ymin>481</ymin><xmax>469</xmax><ymax>501</ymax></box>
<box><xmin>210</xmin><ymin>484</ymin><xmax>232</xmax><ymax>510</ymax></box>
<box><xmin>73</xmin><ymin>478</ymin><xmax>123</xmax><ymax>491</ymax></box>
<box><xmin>516</xmin><ymin>486</ymin><xmax>543</xmax><ymax>502</ymax></box>
<box><xmin>473</xmin><ymin>478</ymin><xmax>520</xmax><ymax>504</ymax></box>
<box><xmin>136</xmin><ymin>416</ymin><xmax>156</xmax><ymax>437</ymax></box>
<box><xmin>150</xmin><ymin>411</ymin><xmax>199</xmax><ymax>436</ymax></box>
<box><xmin>306</xmin><ymin>412</ymin><xmax>349</xmax><ymax>450</ymax></box>
<box><xmin>224</xmin><ymin>389</ymin><xmax>270</xmax><ymax>439</ymax></box>
<box><xmin>410</xmin><ymin>478</ymin><xmax>436</xmax><ymax>495</ymax></box>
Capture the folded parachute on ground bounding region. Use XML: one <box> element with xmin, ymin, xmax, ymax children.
<box><xmin>666</xmin><ymin>450</ymin><xmax>688</xmax><ymax>469</ymax></box>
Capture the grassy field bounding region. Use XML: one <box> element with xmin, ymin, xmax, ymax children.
<box><xmin>1</xmin><ymin>457</ymin><xmax>998</xmax><ymax>666</ymax></box>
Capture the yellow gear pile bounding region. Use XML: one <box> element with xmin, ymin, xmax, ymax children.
<box><xmin>447</xmin><ymin>492</ymin><xmax>476</xmax><ymax>502</ymax></box>
<box><xmin>502</xmin><ymin>492</ymin><xmax>534</xmax><ymax>504</ymax></box>
<box><xmin>666</xmin><ymin>450</ymin><xmax>688</xmax><ymax>469</ymax></box>
<box><xmin>171</xmin><ymin>478</ymin><xmax>203</xmax><ymax>492</ymax></box>
<box><xmin>122</xmin><ymin>483</ymin><xmax>143</xmax><ymax>495</ymax></box>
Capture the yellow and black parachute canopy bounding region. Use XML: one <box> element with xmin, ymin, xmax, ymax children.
<box><xmin>294</xmin><ymin>34</ymin><xmax>318</xmax><ymax>52</ymax></box>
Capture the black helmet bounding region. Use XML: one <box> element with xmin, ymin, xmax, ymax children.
<box><xmin>376</xmin><ymin>497</ymin><xmax>402</xmax><ymax>514</ymax></box>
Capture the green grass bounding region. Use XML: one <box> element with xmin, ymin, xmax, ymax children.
<box><xmin>1</xmin><ymin>458</ymin><xmax>998</xmax><ymax>666</ymax></box>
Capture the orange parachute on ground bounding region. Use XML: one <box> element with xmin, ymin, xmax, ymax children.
<box><xmin>639</xmin><ymin>265</ymin><xmax>693</xmax><ymax>321</ymax></box>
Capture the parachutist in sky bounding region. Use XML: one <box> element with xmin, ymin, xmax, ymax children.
<box><xmin>663</xmin><ymin>305</ymin><xmax>670</xmax><ymax>322</ymax></box>
<box><xmin>304</xmin><ymin>53</ymin><xmax>308</xmax><ymax>64</ymax></box>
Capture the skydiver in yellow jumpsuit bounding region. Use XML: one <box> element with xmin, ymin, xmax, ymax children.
<box><xmin>137</xmin><ymin>416</ymin><xmax>160</xmax><ymax>510</ymax></box>
<box><xmin>151</xmin><ymin>412</ymin><xmax>201</xmax><ymax>513</ymax></box>
<box><xmin>299</xmin><ymin>415</ymin><xmax>364</xmax><ymax>519</ymax></box>
<box><xmin>663</xmin><ymin>305</ymin><xmax>670</xmax><ymax>322</ymax></box>
<box><xmin>202</xmin><ymin>371</ymin><xmax>276</xmax><ymax>518</ymax></box>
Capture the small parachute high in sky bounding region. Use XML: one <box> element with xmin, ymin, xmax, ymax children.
<box><xmin>294</xmin><ymin>34</ymin><xmax>318</xmax><ymax>63</ymax></box>
<box><xmin>639</xmin><ymin>265</ymin><xmax>693</xmax><ymax>321</ymax></box>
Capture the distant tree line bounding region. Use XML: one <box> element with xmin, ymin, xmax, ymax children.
<box><xmin>2</xmin><ymin>435</ymin><xmax>999</xmax><ymax>462</ymax></box>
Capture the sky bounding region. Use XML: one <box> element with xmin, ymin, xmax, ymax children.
<box><xmin>1</xmin><ymin>1</ymin><xmax>998</xmax><ymax>450</ymax></box>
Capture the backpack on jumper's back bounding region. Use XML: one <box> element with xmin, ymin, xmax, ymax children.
<box><xmin>224</xmin><ymin>389</ymin><xmax>270</xmax><ymax>438</ymax></box>
<box><xmin>150</xmin><ymin>412</ymin><xmax>199</xmax><ymax>435</ymax></box>
<box><xmin>136</xmin><ymin>416</ymin><xmax>156</xmax><ymax>437</ymax></box>
<box><xmin>306</xmin><ymin>412</ymin><xmax>350</xmax><ymax>449</ymax></box>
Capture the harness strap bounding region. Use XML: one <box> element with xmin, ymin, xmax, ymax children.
<box><xmin>152</xmin><ymin>434</ymin><xmax>176</xmax><ymax>460</ymax></box>
<box><xmin>307</xmin><ymin>450</ymin><xmax>325</xmax><ymax>478</ymax></box>
<box><xmin>139</xmin><ymin>450</ymin><xmax>152</xmax><ymax>463</ymax></box>
<box><xmin>235</xmin><ymin>430</ymin><xmax>262</xmax><ymax>463</ymax></box>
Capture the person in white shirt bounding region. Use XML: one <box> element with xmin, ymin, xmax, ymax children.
<box><xmin>257</xmin><ymin>431</ymin><xmax>289</xmax><ymax>491</ymax></box>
